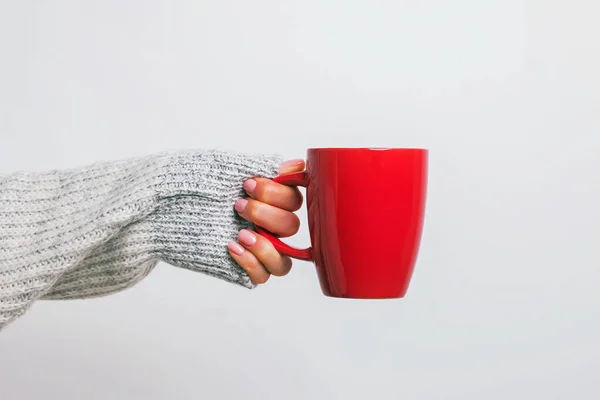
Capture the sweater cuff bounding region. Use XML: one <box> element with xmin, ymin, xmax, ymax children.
<box><xmin>151</xmin><ymin>150</ymin><xmax>283</xmax><ymax>288</ymax></box>
<box><xmin>158</xmin><ymin>150</ymin><xmax>283</xmax><ymax>200</ymax></box>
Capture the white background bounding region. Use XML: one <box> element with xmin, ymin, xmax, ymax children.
<box><xmin>1</xmin><ymin>1</ymin><xmax>599</xmax><ymax>399</ymax></box>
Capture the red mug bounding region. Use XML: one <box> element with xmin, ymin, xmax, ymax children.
<box><xmin>256</xmin><ymin>148</ymin><xmax>428</xmax><ymax>299</ymax></box>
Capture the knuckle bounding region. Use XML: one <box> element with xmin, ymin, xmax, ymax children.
<box><xmin>266</xmin><ymin>259</ymin><xmax>284</xmax><ymax>276</ymax></box>
<box><xmin>296</xmin><ymin>189</ymin><xmax>305</xmax><ymax>204</ymax></box>
<box><xmin>272</xmin><ymin>257</ymin><xmax>292</xmax><ymax>277</ymax></box>
<box><xmin>285</xmin><ymin>214</ymin><xmax>301</xmax><ymax>236</ymax></box>
<box><xmin>254</xmin><ymin>178</ymin><xmax>276</xmax><ymax>201</ymax></box>
<box><xmin>292</xmin><ymin>193</ymin><xmax>304</xmax><ymax>211</ymax></box>
<box><xmin>258</xmin><ymin>180</ymin><xmax>275</xmax><ymax>201</ymax></box>
<box><xmin>254</xmin><ymin>237</ymin><xmax>274</xmax><ymax>257</ymax></box>
<box><xmin>247</xmin><ymin>201</ymin><xmax>261</xmax><ymax>221</ymax></box>
<box><xmin>271</xmin><ymin>267</ymin><xmax>287</xmax><ymax>277</ymax></box>
<box><xmin>254</xmin><ymin>273</ymin><xmax>270</xmax><ymax>284</ymax></box>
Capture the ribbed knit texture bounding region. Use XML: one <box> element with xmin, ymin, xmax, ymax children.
<box><xmin>0</xmin><ymin>150</ymin><xmax>282</xmax><ymax>329</ymax></box>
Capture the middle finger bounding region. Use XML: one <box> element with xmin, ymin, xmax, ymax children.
<box><xmin>243</xmin><ymin>178</ymin><xmax>303</xmax><ymax>212</ymax></box>
<box><xmin>234</xmin><ymin>198</ymin><xmax>300</xmax><ymax>237</ymax></box>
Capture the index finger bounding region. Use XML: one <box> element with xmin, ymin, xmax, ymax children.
<box><xmin>278</xmin><ymin>159</ymin><xmax>306</xmax><ymax>175</ymax></box>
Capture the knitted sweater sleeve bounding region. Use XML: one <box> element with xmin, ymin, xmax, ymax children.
<box><xmin>0</xmin><ymin>150</ymin><xmax>282</xmax><ymax>329</ymax></box>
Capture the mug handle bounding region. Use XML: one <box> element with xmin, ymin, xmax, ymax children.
<box><xmin>254</xmin><ymin>170</ymin><xmax>314</xmax><ymax>262</ymax></box>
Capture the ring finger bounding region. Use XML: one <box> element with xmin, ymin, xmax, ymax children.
<box><xmin>234</xmin><ymin>198</ymin><xmax>300</xmax><ymax>237</ymax></box>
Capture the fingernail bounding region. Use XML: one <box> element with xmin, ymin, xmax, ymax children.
<box><xmin>238</xmin><ymin>229</ymin><xmax>257</xmax><ymax>246</ymax></box>
<box><xmin>279</xmin><ymin>159</ymin><xmax>304</xmax><ymax>173</ymax></box>
<box><xmin>228</xmin><ymin>241</ymin><xmax>245</xmax><ymax>255</ymax></box>
<box><xmin>243</xmin><ymin>179</ymin><xmax>257</xmax><ymax>193</ymax></box>
<box><xmin>235</xmin><ymin>198</ymin><xmax>248</xmax><ymax>213</ymax></box>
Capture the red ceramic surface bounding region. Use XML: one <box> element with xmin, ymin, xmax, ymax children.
<box><xmin>255</xmin><ymin>148</ymin><xmax>428</xmax><ymax>299</ymax></box>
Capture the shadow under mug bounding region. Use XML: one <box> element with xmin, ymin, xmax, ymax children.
<box><xmin>256</xmin><ymin>147</ymin><xmax>428</xmax><ymax>299</ymax></box>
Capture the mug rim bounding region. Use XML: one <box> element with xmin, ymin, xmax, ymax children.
<box><xmin>308</xmin><ymin>147</ymin><xmax>427</xmax><ymax>152</ymax></box>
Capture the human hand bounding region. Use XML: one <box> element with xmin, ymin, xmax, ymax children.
<box><xmin>228</xmin><ymin>159</ymin><xmax>305</xmax><ymax>284</ymax></box>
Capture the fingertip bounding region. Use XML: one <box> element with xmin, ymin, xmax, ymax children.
<box><xmin>253</xmin><ymin>272</ymin><xmax>271</xmax><ymax>285</ymax></box>
<box><xmin>234</xmin><ymin>198</ymin><xmax>248</xmax><ymax>213</ymax></box>
<box><xmin>243</xmin><ymin>179</ymin><xmax>257</xmax><ymax>195</ymax></box>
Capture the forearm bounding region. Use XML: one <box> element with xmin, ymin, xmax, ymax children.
<box><xmin>0</xmin><ymin>150</ymin><xmax>281</xmax><ymax>328</ymax></box>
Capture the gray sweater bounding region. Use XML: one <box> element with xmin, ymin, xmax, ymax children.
<box><xmin>0</xmin><ymin>150</ymin><xmax>282</xmax><ymax>330</ymax></box>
